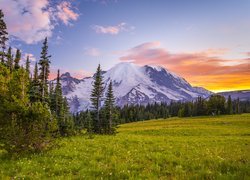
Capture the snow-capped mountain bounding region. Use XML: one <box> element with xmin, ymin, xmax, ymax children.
<box><xmin>57</xmin><ymin>62</ymin><xmax>213</xmax><ymax>112</ymax></box>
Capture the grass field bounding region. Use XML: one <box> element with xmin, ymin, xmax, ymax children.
<box><xmin>0</xmin><ymin>114</ymin><xmax>250</xmax><ymax>179</ymax></box>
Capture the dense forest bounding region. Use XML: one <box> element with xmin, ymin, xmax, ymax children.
<box><xmin>0</xmin><ymin>10</ymin><xmax>116</xmax><ymax>154</ymax></box>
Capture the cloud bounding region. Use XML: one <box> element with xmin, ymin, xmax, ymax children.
<box><xmin>84</xmin><ymin>47</ymin><xmax>101</xmax><ymax>56</ymax></box>
<box><xmin>120</xmin><ymin>42</ymin><xmax>250</xmax><ymax>91</ymax></box>
<box><xmin>56</xmin><ymin>1</ymin><xmax>79</xmax><ymax>25</ymax></box>
<box><xmin>91</xmin><ymin>22</ymin><xmax>134</xmax><ymax>35</ymax></box>
<box><xmin>0</xmin><ymin>0</ymin><xmax>79</xmax><ymax>44</ymax></box>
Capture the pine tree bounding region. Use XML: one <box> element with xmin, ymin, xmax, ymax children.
<box><xmin>6</xmin><ymin>47</ymin><xmax>13</xmax><ymax>71</ymax></box>
<box><xmin>25</xmin><ymin>56</ymin><xmax>30</xmax><ymax>75</ymax></box>
<box><xmin>55</xmin><ymin>69</ymin><xmax>63</xmax><ymax>118</ymax></box>
<box><xmin>34</xmin><ymin>62</ymin><xmax>38</xmax><ymax>82</ymax></box>
<box><xmin>14</xmin><ymin>49</ymin><xmax>21</xmax><ymax>70</ymax></box>
<box><xmin>90</xmin><ymin>64</ymin><xmax>104</xmax><ymax>134</ymax></box>
<box><xmin>227</xmin><ymin>95</ymin><xmax>233</xmax><ymax>114</ymax></box>
<box><xmin>86</xmin><ymin>111</ymin><xmax>94</xmax><ymax>138</ymax></box>
<box><xmin>0</xmin><ymin>10</ymin><xmax>8</xmax><ymax>64</ymax></box>
<box><xmin>38</xmin><ymin>37</ymin><xmax>51</xmax><ymax>103</ymax></box>
<box><xmin>104</xmin><ymin>81</ymin><xmax>116</xmax><ymax>134</ymax></box>
<box><xmin>29</xmin><ymin>62</ymin><xmax>41</xmax><ymax>102</ymax></box>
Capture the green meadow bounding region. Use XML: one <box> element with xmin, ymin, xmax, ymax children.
<box><xmin>0</xmin><ymin>114</ymin><xmax>250</xmax><ymax>179</ymax></box>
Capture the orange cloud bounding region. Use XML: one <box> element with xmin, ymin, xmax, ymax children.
<box><xmin>120</xmin><ymin>42</ymin><xmax>250</xmax><ymax>92</ymax></box>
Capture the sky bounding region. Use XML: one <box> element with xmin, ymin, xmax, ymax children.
<box><xmin>0</xmin><ymin>0</ymin><xmax>250</xmax><ymax>92</ymax></box>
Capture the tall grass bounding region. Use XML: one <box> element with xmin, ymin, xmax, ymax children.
<box><xmin>0</xmin><ymin>114</ymin><xmax>249</xmax><ymax>179</ymax></box>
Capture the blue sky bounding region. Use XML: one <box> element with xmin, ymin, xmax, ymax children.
<box><xmin>1</xmin><ymin>0</ymin><xmax>250</xmax><ymax>91</ymax></box>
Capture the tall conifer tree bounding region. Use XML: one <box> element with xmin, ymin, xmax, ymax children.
<box><xmin>90</xmin><ymin>64</ymin><xmax>104</xmax><ymax>133</ymax></box>
<box><xmin>0</xmin><ymin>10</ymin><xmax>8</xmax><ymax>64</ymax></box>
<box><xmin>6</xmin><ymin>47</ymin><xmax>13</xmax><ymax>71</ymax></box>
<box><xmin>14</xmin><ymin>49</ymin><xmax>21</xmax><ymax>70</ymax></box>
<box><xmin>104</xmin><ymin>81</ymin><xmax>116</xmax><ymax>134</ymax></box>
<box><xmin>38</xmin><ymin>37</ymin><xmax>51</xmax><ymax>103</ymax></box>
<box><xmin>25</xmin><ymin>56</ymin><xmax>30</xmax><ymax>76</ymax></box>
<box><xmin>227</xmin><ymin>95</ymin><xmax>233</xmax><ymax>114</ymax></box>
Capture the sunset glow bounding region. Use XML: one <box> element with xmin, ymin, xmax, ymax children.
<box><xmin>0</xmin><ymin>0</ymin><xmax>249</xmax><ymax>92</ymax></box>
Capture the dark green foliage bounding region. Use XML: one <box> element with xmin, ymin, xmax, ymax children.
<box><xmin>14</xmin><ymin>49</ymin><xmax>21</xmax><ymax>70</ymax></box>
<box><xmin>90</xmin><ymin>64</ymin><xmax>104</xmax><ymax>133</ymax></box>
<box><xmin>207</xmin><ymin>95</ymin><xmax>226</xmax><ymax>115</ymax></box>
<box><xmin>103</xmin><ymin>81</ymin><xmax>117</xmax><ymax>134</ymax></box>
<box><xmin>227</xmin><ymin>95</ymin><xmax>233</xmax><ymax>114</ymax></box>
<box><xmin>0</xmin><ymin>64</ymin><xmax>57</xmax><ymax>153</ymax></box>
<box><xmin>38</xmin><ymin>37</ymin><xmax>51</xmax><ymax>103</ymax></box>
<box><xmin>6</xmin><ymin>47</ymin><xmax>13</xmax><ymax>71</ymax></box>
<box><xmin>29</xmin><ymin>62</ymin><xmax>41</xmax><ymax>103</ymax></box>
<box><xmin>0</xmin><ymin>9</ymin><xmax>8</xmax><ymax>64</ymax></box>
<box><xmin>0</xmin><ymin>12</ymin><xmax>73</xmax><ymax>154</ymax></box>
<box><xmin>25</xmin><ymin>55</ymin><xmax>30</xmax><ymax>75</ymax></box>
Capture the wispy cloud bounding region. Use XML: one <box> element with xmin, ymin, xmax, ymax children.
<box><xmin>56</xmin><ymin>1</ymin><xmax>79</xmax><ymax>26</ymax></box>
<box><xmin>120</xmin><ymin>42</ymin><xmax>250</xmax><ymax>91</ymax></box>
<box><xmin>91</xmin><ymin>22</ymin><xmax>134</xmax><ymax>35</ymax></box>
<box><xmin>84</xmin><ymin>47</ymin><xmax>101</xmax><ymax>57</ymax></box>
<box><xmin>0</xmin><ymin>0</ymin><xmax>79</xmax><ymax>44</ymax></box>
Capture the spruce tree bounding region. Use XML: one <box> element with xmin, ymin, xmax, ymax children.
<box><xmin>38</xmin><ymin>37</ymin><xmax>51</xmax><ymax>103</ymax></box>
<box><xmin>0</xmin><ymin>10</ymin><xmax>8</xmax><ymax>64</ymax></box>
<box><xmin>6</xmin><ymin>47</ymin><xmax>13</xmax><ymax>71</ymax></box>
<box><xmin>227</xmin><ymin>95</ymin><xmax>233</xmax><ymax>114</ymax></box>
<box><xmin>55</xmin><ymin>69</ymin><xmax>63</xmax><ymax>118</ymax></box>
<box><xmin>14</xmin><ymin>49</ymin><xmax>21</xmax><ymax>70</ymax></box>
<box><xmin>90</xmin><ymin>64</ymin><xmax>104</xmax><ymax>133</ymax></box>
<box><xmin>25</xmin><ymin>56</ymin><xmax>30</xmax><ymax>75</ymax></box>
<box><xmin>29</xmin><ymin>62</ymin><xmax>41</xmax><ymax>102</ymax></box>
<box><xmin>104</xmin><ymin>81</ymin><xmax>116</xmax><ymax>134</ymax></box>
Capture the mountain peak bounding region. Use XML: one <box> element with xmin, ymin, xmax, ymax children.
<box><xmin>61</xmin><ymin>72</ymin><xmax>72</xmax><ymax>78</ymax></box>
<box><xmin>146</xmin><ymin>65</ymin><xmax>164</xmax><ymax>71</ymax></box>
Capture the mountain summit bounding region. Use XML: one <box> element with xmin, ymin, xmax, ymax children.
<box><xmin>58</xmin><ymin>62</ymin><xmax>212</xmax><ymax>112</ymax></box>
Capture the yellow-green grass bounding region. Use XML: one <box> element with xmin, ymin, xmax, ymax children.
<box><xmin>0</xmin><ymin>114</ymin><xmax>250</xmax><ymax>179</ymax></box>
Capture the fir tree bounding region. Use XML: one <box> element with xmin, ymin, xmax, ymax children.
<box><xmin>6</xmin><ymin>47</ymin><xmax>13</xmax><ymax>71</ymax></box>
<box><xmin>29</xmin><ymin>62</ymin><xmax>41</xmax><ymax>102</ymax></box>
<box><xmin>38</xmin><ymin>37</ymin><xmax>51</xmax><ymax>103</ymax></box>
<box><xmin>90</xmin><ymin>64</ymin><xmax>104</xmax><ymax>133</ymax></box>
<box><xmin>14</xmin><ymin>49</ymin><xmax>21</xmax><ymax>70</ymax></box>
<box><xmin>25</xmin><ymin>56</ymin><xmax>30</xmax><ymax>75</ymax></box>
<box><xmin>0</xmin><ymin>10</ymin><xmax>8</xmax><ymax>64</ymax></box>
<box><xmin>104</xmin><ymin>81</ymin><xmax>116</xmax><ymax>134</ymax></box>
<box><xmin>55</xmin><ymin>69</ymin><xmax>63</xmax><ymax>118</ymax></box>
<box><xmin>227</xmin><ymin>95</ymin><xmax>233</xmax><ymax>114</ymax></box>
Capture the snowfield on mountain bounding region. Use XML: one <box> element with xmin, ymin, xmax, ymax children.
<box><xmin>57</xmin><ymin>62</ymin><xmax>212</xmax><ymax>112</ymax></box>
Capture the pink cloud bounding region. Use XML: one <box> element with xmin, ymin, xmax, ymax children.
<box><xmin>0</xmin><ymin>0</ymin><xmax>79</xmax><ymax>44</ymax></box>
<box><xmin>91</xmin><ymin>22</ymin><xmax>134</xmax><ymax>35</ymax></box>
<box><xmin>120</xmin><ymin>42</ymin><xmax>250</xmax><ymax>90</ymax></box>
<box><xmin>56</xmin><ymin>1</ymin><xmax>79</xmax><ymax>25</ymax></box>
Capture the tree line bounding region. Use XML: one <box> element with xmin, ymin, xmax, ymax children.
<box><xmin>74</xmin><ymin>94</ymin><xmax>250</xmax><ymax>125</ymax></box>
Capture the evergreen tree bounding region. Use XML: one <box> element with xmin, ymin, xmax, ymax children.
<box><xmin>104</xmin><ymin>81</ymin><xmax>116</xmax><ymax>134</ymax></box>
<box><xmin>90</xmin><ymin>64</ymin><xmax>104</xmax><ymax>133</ymax></box>
<box><xmin>25</xmin><ymin>55</ymin><xmax>30</xmax><ymax>75</ymax></box>
<box><xmin>227</xmin><ymin>95</ymin><xmax>233</xmax><ymax>114</ymax></box>
<box><xmin>55</xmin><ymin>69</ymin><xmax>63</xmax><ymax>117</ymax></box>
<box><xmin>38</xmin><ymin>37</ymin><xmax>51</xmax><ymax>103</ymax></box>
<box><xmin>14</xmin><ymin>49</ymin><xmax>21</xmax><ymax>70</ymax></box>
<box><xmin>6</xmin><ymin>47</ymin><xmax>13</xmax><ymax>71</ymax></box>
<box><xmin>86</xmin><ymin>111</ymin><xmax>94</xmax><ymax>138</ymax></box>
<box><xmin>0</xmin><ymin>10</ymin><xmax>8</xmax><ymax>64</ymax></box>
<box><xmin>29</xmin><ymin>62</ymin><xmax>41</xmax><ymax>102</ymax></box>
